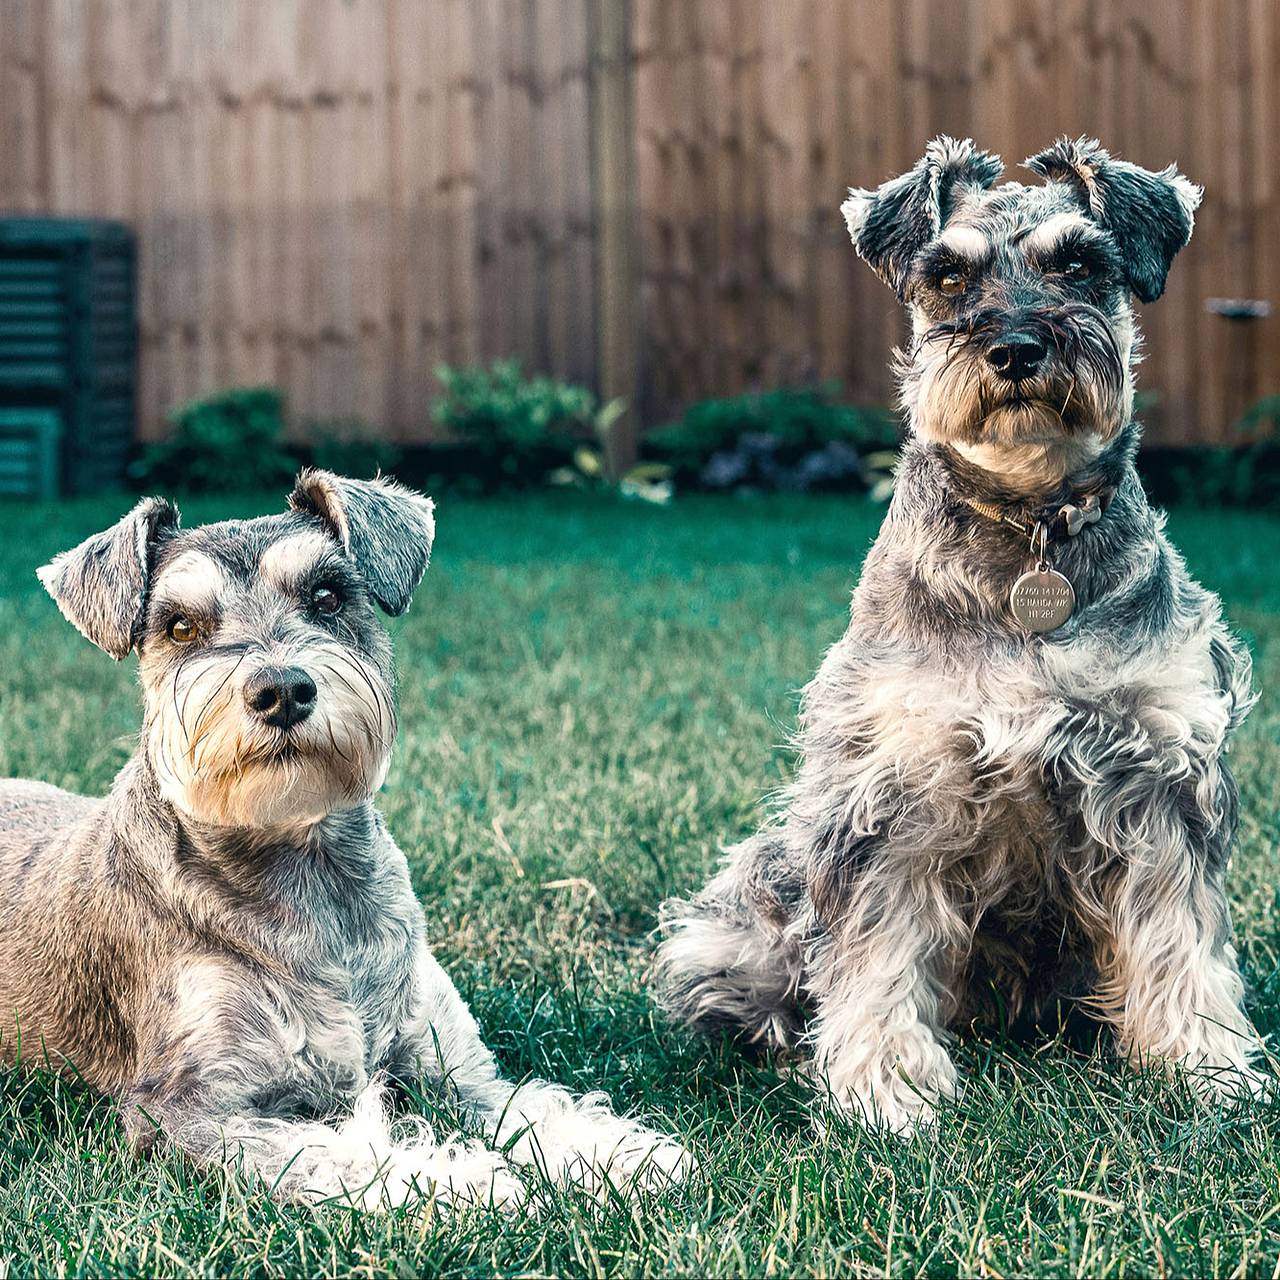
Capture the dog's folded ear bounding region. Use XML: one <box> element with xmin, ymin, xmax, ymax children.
<box><xmin>289</xmin><ymin>470</ymin><xmax>435</xmax><ymax>616</ymax></box>
<box><xmin>37</xmin><ymin>497</ymin><xmax>180</xmax><ymax>660</ymax></box>
<box><xmin>1025</xmin><ymin>136</ymin><xmax>1202</xmax><ymax>303</ymax></box>
<box><xmin>842</xmin><ymin>136</ymin><xmax>1004</xmax><ymax>297</ymax></box>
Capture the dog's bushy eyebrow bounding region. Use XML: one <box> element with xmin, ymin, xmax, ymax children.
<box><xmin>146</xmin><ymin>589</ymin><xmax>223</xmax><ymax>619</ymax></box>
<box><xmin>293</xmin><ymin>558</ymin><xmax>367</xmax><ymax>601</ymax></box>
<box><xmin>937</xmin><ymin>225</ymin><xmax>993</xmax><ymax>262</ymax></box>
<box><xmin>299</xmin><ymin>549</ymin><xmax>355</xmax><ymax>578</ymax></box>
<box><xmin>1029</xmin><ymin>230</ymin><xmax>1125</xmax><ymax>277</ymax></box>
<box><xmin>915</xmin><ymin>244</ymin><xmax>984</xmax><ymax>281</ymax></box>
<box><xmin>258</xmin><ymin>530</ymin><xmax>348</xmax><ymax>588</ymax></box>
<box><xmin>920</xmin><ymin>245</ymin><xmax>972</xmax><ymax>268</ymax></box>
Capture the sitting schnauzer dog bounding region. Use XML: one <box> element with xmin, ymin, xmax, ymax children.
<box><xmin>658</xmin><ymin>137</ymin><xmax>1264</xmax><ymax>1132</ymax></box>
<box><xmin>1</xmin><ymin>472</ymin><xmax>688</xmax><ymax>1209</ymax></box>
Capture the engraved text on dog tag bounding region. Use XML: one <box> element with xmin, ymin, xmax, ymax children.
<box><xmin>1009</xmin><ymin>567</ymin><xmax>1075</xmax><ymax>633</ymax></box>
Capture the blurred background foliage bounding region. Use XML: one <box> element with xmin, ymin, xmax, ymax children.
<box><xmin>122</xmin><ymin>369</ymin><xmax>1280</xmax><ymax>512</ymax></box>
<box><xmin>131</xmin><ymin>388</ymin><xmax>295</xmax><ymax>493</ymax></box>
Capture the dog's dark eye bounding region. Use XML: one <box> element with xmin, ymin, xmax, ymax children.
<box><xmin>311</xmin><ymin>583</ymin><xmax>343</xmax><ymax>615</ymax></box>
<box><xmin>1056</xmin><ymin>259</ymin><xmax>1092</xmax><ymax>281</ymax></box>
<box><xmin>168</xmin><ymin>616</ymin><xmax>197</xmax><ymax>644</ymax></box>
<box><xmin>937</xmin><ymin>270</ymin><xmax>968</xmax><ymax>296</ymax></box>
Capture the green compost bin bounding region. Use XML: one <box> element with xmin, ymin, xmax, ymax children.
<box><xmin>0</xmin><ymin>217</ymin><xmax>137</xmax><ymax>496</ymax></box>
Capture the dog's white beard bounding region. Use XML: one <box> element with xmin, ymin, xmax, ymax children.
<box><xmin>900</xmin><ymin>317</ymin><xmax>1134</xmax><ymax>489</ymax></box>
<box><xmin>146</xmin><ymin>642</ymin><xmax>394</xmax><ymax>828</ymax></box>
<box><xmin>953</xmin><ymin>432</ymin><xmax>1107</xmax><ymax>490</ymax></box>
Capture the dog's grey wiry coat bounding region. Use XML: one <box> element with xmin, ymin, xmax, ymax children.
<box><xmin>1</xmin><ymin>471</ymin><xmax>690</xmax><ymax>1211</ymax></box>
<box><xmin>658</xmin><ymin>136</ymin><xmax>1265</xmax><ymax>1133</ymax></box>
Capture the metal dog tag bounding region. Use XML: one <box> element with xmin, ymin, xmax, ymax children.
<box><xmin>1010</xmin><ymin>519</ymin><xmax>1074</xmax><ymax>633</ymax></box>
<box><xmin>1010</xmin><ymin>567</ymin><xmax>1075</xmax><ymax>632</ymax></box>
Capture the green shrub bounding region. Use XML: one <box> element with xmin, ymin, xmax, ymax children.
<box><xmin>309</xmin><ymin>427</ymin><xmax>402</xmax><ymax>480</ymax></box>
<box><xmin>645</xmin><ymin>383</ymin><xmax>898</xmax><ymax>492</ymax></box>
<box><xmin>133</xmin><ymin>387</ymin><xmax>295</xmax><ymax>493</ymax></box>
<box><xmin>1164</xmin><ymin>395</ymin><xmax>1280</xmax><ymax>511</ymax></box>
<box><xmin>432</xmin><ymin>359</ymin><xmax>601</xmax><ymax>488</ymax></box>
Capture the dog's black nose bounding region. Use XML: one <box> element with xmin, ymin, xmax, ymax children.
<box><xmin>985</xmin><ymin>334</ymin><xmax>1046</xmax><ymax>382</ymax></box>
<box><xmin>244</xmin><ymin>666</ymin><xmax>317</xmax><ymax>730</ymax></box>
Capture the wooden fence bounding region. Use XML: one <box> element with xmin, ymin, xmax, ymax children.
<box><xmin>2</xmin><ymin>0</ymin><xmax>1277</xmax><ymax>453</ymax></box>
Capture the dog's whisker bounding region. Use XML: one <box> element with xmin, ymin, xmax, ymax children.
<box><xmin>190</xmin><ymin>649</ymin><xmax>249</xmax><ymax>744</ymax></box>
<box><xmin>315</xmin><ymin>654</ymin><xmax>395</xmax><ymax>752</ymax></box>
<box><xmin>177</xmin><ymin>650</ymin><xmax>220</xmax><ymax>743</ymax></box>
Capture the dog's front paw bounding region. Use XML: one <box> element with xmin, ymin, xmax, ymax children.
<box><xmin>318</xmin><ymin>1087</ymin><xmax>529</xmax><ymax>1215</ymax></box>
<box><xmin>828</xmin><ymin>1076</ymin><xmax>943</xmax><ymax>1136</ymax></box>
<box><xmin>1182</xmin><ymin>1059</ymin><xmax>1272</xmax><ymax>1108</ymax></box>
<box><xmin>545</xmin><ymin>1103</ymin><xmax>696</xmax><ymax>1198</ymax></box>
<box><xmin>436</xmin><ymin>1152</ymin><xmax>529</xmax><ymax>1213</ymax></box>
<box><xmin>379</xmin><ymin>1137</ymin><xmax>528</xmax><ymax>1215</ymax></box>
<box><xmin>582</xmin><ymin>1120</ymin><xmax>696</xmax><ymax>1195</ymax></box>
<box><xmin>816</xmin><ymin>1047</ymin><xmax>959</xmax><ymax>1137</ymax></box>
<box><xmin>496</xmin><ymin>1085</ymin><xmax>695</xmax><ymax>1198</ymax></box>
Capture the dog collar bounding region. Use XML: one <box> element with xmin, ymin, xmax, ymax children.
<box><xmin>956</xmin><ymin>486</ymin><xmax>1116</xmax><ymax>634</ymax></box>
<box><xmin>957</xmin><ymin>485</ymin><xmax>1116</xmax><ymax>541</ymax></box>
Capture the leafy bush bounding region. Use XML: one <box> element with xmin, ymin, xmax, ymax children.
<box><xmin>133</xmin><ymin>387</ymin><xmax>295</xmax><ymax>493</ymax></box>
<box><xmin>646</xmin><ymin>383</ymin><xmax>898</xmax><ymax>493</ymax></box>
<box><xmin>309</xmin><ymin>427</ymin><xmax>402</xmax><ymax>481</ymax></box>
<box><xmin>432</xmin><ymin>359</ymin><xmax>604</xmax><ymax>488</ymax></box>
<box><xmin>1162</xmin><ymin>395</ymin><xmax>1280</xmax><ymax>511</ymax></box>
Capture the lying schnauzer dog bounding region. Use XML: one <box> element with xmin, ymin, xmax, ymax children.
<box><xmin>1</xmin><ymin>472</ymin><xmax>688</xmax><ymax>1209</ymax></box>
<box><xmin>659</xmin><ymin>137</ymin><xmax>1264</xmax><ymax>1132</ymax></box>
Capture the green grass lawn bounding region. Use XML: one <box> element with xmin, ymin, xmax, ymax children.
<box><xmin>1</xmin><ymin>489</ymin><xmax>1279</xmax><ymax>1277</ymax></box>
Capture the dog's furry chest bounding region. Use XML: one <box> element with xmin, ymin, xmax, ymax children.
<box><xmin>234</xmin><ymin>883</ymin><xmax>424</xmax><ymax>1108</ymax></box>
<box><xmin>828</xmin><ymin>649</ymin><xmax>1072</xmax><ymax>873</ymax></box>
<box><xmin>144</xmin><ymin>823</ymin><xmax>429</xmax><ymax>1116</ymax></box>
<box><xmin>292</xmin><ymin>925</ymin><xmax>418</xmax><ymax>1084</ymax></box>
<box><xmin>793</xmin><ymin>612</ymin><xmax>1232</xmax><ymax>917</ymax></box>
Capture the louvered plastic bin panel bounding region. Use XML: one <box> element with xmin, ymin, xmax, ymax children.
<box><xmin>0</xmin><ymin>256</ymin><xmax>68</xmax><ymax>388</ymax></box>
<box><xmin>0</xmin><ymin>408</ymin><xmax>61</xmax><ymax>498</ymax></box>
<box><xmin>0</xmin><ymin>218</ymin><xmax>137</xmax><ymax>496</ymax></box>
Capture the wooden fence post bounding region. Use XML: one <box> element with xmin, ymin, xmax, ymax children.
<box><xmin>589</xmin><ymin>0</ymin><xmax>639</xmax><ymax>477</ymax></box>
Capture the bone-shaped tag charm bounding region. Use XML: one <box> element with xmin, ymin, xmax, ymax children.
<box><xmin>1061</xmin><ymin>494</ymin><xmax>1102</xmax><ymax>537</ymax></box>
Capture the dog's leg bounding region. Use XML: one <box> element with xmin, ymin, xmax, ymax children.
<box><xmin>1089</xmin><ymin>863</ymin><xmax>1261</xmax><ymax>1098</ymax></box>
<box><xmin>126</xmin><ymin>1083</ymin><xmax>525</xmax><ymax>1213</ymax></box>
<box><xmin>124</xmin><ymin>962</ymin><xmax>525</xmax><ymax>1213</ymax></box>
<box><xmin>805</xmin><ymin>872</ymin><xmax>961</xmax><ymax>1135</ymax></box>
<box><xmin>1072</xmin><ymin>799</ymin><xmax>1263</xmax><ymax>1098</ymax></box>
<box><xmin>388</xmin><ymin>948</ymin><xmax>694</xmax><ymax>1196</ymax></box>
<box><xmin>1065</xmin><ymin>686</ymin><xmax>1264</xmax><ymax>1100</ymax></box>
<box><xmin>656</xmin><ymin>831</ymin><xmax>806</xmax><ymax>1050</ymax></box>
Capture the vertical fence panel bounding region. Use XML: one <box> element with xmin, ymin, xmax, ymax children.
<box><xmin>590</xmin><ymin>0</ymin><xmax>639</xmax><ymax>470</ymax></box>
